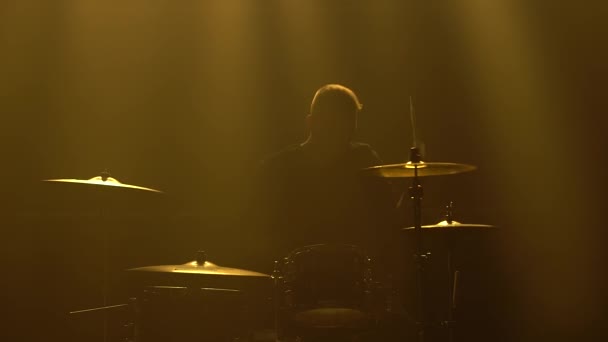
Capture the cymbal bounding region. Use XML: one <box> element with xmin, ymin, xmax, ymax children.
<box><xmin>127</xmin><ymin>261</ymin><xmax>270</xmax><ymax>278</ymax></box>
<box><xmin>43</xmin><ymin>176</ymin><xmax>162</xmax><ymax>193</ymax></box>
<box><xmin>363</xmin><ymin>161</ymin><xmax>476</xmax><ymax>178</ymax></box>
<box><xmin>402</xmin><ymin>220</ymin><xmax>495</xmax><ymax>232</ymax></box>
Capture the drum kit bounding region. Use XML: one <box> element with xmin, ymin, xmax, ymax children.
<box><xmin>43</xmin><ymin>148</ymin><xmax>495</xmax><ymax>342</ymax></box>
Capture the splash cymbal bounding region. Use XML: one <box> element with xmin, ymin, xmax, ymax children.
<box><xmin>43</xmin><ymin>175</ymin><xmax>162</xmax><ymax>193</ymax></box>
<box><xmin>363</xmin><ymin>161</ymin><xmax>476</xmax><ymax>178</ymax></box>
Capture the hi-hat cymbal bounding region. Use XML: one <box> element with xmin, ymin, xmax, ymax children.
<box><xmin>43</xmin><ymin>176</ymin><xmax>162</xmax><ymax>193</ymax></box>
<box><xmin>127</xmin><ymin>261</ymin><xmax>270</xmax><ymax>278</ymax></box>
<box><xmin>402</xmin><ymin>220</ymin><xmax>495</xmax><ymax>232</ymax></box>
<box><xmin>363</xmin><ymin>161</ymin><xmax>476</xmax><ymax>178</ymax></box>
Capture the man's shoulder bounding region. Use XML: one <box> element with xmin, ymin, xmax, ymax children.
<box><xmin>350</xmin><ymin>141</ymin><xmax>375</xmax><ymax>153</ymax></box>
<box><xmin>258</xmin><ymin>144</ymin><xmax>304</xmax><ymax>169</ymax></box>
<box><xmin>258</xmin><ymin>141</ymin><xmax>382</xmax><ymax>169</ymax></box>
<box><xmin>349</xmin><ymin>141</ymin><xmax>383</xmax><ymax>167</ymax></box>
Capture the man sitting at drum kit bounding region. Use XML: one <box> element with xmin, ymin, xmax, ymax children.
<box><xmin>253</xmin><ymin>84</ymin><xmax>400</xmax><ymax>272</ymax></box>
<box><xmin>250</xmin><ymin>84</ymin><xmax>402</xmax><ymax>341</ymax></box>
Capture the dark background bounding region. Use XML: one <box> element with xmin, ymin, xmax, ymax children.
<box><xmin>1</xmin><ymin>1</ymin><xmax>606</xmax><ymax>341</ymax></box>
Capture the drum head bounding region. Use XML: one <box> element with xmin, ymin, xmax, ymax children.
<box><xmin>292</xmin><ymin>307</ymin><xmax>368</xmax><ymax>328</ymax></box>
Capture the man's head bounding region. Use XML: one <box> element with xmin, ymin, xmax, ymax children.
<box><xmin>307</xmin><ymin>84</ymin><xmax>362</xmax><ymax>147</ymax></box>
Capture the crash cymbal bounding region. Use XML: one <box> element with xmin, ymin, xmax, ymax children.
<box><xmin>43</xmin><ymin>175</ymin><xmax>162</xmax><ymax>193</ymax></box>
<box><xmin>363</xmin><ymin>161</ymin><xmax>476</xmax><ymax>178</ymax></box>
<box><xmin>402</xmin><ymin>220</ymin><xmax>495</xmax><ymax>232</ymax></box>
<box><xmin>127</xmin><ymin>261</ymin><xmax>270</xmax><ymax>278</ymax></box>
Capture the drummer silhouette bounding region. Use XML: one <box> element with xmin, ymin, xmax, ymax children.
<box><xmin>249</xmin><ymin>84</ymin><xmax>399</xmax><ymax>275</ymax></box>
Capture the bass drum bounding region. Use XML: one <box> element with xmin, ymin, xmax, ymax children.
<box><xmin>277</xmin><ymin>244</ymin><xmax>381</xmax><ymax>335</ymax></box>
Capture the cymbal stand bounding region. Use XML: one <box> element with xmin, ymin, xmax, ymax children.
<box><xmin>444</xmin><ymin>202</ymin><xmax>458</xmax><ymax>342</ymax></box>
<box><xmin>408</xmin><ymin>147</ymin><xmax>427</xmax><ymax>342</ymax></box>
<box><xmin>446</xmin><ymin>250</ymin><xmax>459</xmax><ymax>342</ymax></box>
<box><xmin>272</xmin><ymin>260</ymin><xmax>282</xmax><ymax>341</ymax></box>
<box><xmin>69</xmin><ymin>170</ymin><xmax>112</xmax><ymax>342</ymax></box>
<box><xmin>99</xmin><ymin>170</ymin><xmax>111</xmax><ymax>342</ymax></box>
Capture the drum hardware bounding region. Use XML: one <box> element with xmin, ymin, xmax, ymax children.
<box><xmin>68</xmin><ymin>302</ymin><xmax>137</xmax><ymax>342</ymax></box>
<box><xmin>445</xmin><ymin>202</ymin><xmax>459</xmax><ymax>342</ymax></box>
<box><xmin>126</xmin><ymin>258</ymin><xmax>272</xmax><ymax>278</ymax></box>
<box><xmin>364</xmin><ymin>147</ymin><xmax>479</xmax><ymax>342</ymax></box>
<box><xmin>42</xmin><ymin>171</ymin><xmax>163</xmax><ymax>342</ymax></box>
<box><xmin>44</xmin><ymin>157</ymin><xmax>492</xmax><ymax>342</ymax></box>
<box><xmin>363</xmin><ymin>161</ymin><xmax>476</xmax><ymax>178</ymax></box>
<box><xmin>43</xmin><ymin>171</ymin><xmax>163</xmax><ymax>193</ymax></box>
<box><xmin>401</xmin><ymin>200</ymin><xmax>496</xmax><ymax>342</ymax></box>
<box><xmin>69</xmin><ymin>304</ymin><xmax>130</xmax><ymax>315</ymax></box>
<box><xmin>272</xmin><ymin>260</ymin><xmax>283</xmax><ymax>340</ymax></box>
<box><xmin>125</xmin><ymin>252</ymin><xmax>274</xmax><ymax>342</ymax></box>
<box><xmin>409</xmin><ymin>146</ymin><xmax>429</xmax><ymax>342</ymax></box>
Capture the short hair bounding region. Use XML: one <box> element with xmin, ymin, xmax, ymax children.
<box><xmin>310</xmin><ymin>84</ymin><xmax>363</xmax><ymax>117</ymax></box>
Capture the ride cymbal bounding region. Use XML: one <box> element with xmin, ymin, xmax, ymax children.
<box><xmin>363</xmin><ymin>161</ymin><xmax>476</xmax><ymax>178</ymax></box>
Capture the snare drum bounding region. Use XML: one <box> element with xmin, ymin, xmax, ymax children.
<box><xmin>278</xmin><ymin>244</ymin><xmax>376</xmax><ymax>330</ymax></box>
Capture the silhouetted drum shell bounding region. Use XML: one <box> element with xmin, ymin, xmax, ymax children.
<box><xmin>278</xmin><ymin>244</ymin><xmax>376</xmax><ymax>330</ymax></box>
